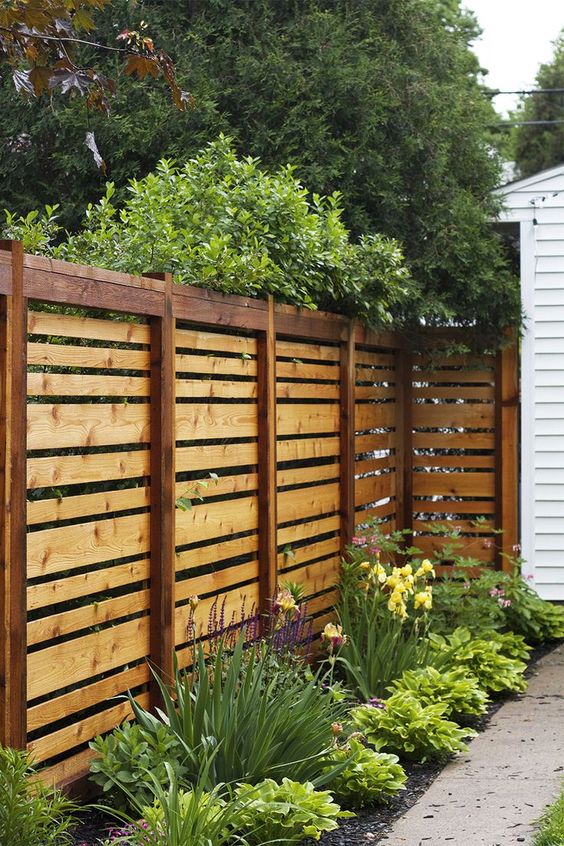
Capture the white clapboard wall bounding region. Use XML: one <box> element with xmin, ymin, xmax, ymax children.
<box><xmin>496</xmin><ymin>164</ymin><xmax>564</xmax><ymax>600</ymax></box>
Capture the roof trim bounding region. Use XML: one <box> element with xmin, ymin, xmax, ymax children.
<box><xmin>495</xmin><ymin>162</ymin><xmax>564</xmax><ymax>196</ymax></box>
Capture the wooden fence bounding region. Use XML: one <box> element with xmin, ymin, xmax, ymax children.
<box><xmin>0</xmin><ymin>241</ymin><xmax>519</xmax><ymax>789</ymax></box>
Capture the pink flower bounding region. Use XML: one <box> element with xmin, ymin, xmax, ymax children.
<box><xmin>483</xmin><ymin>539</ymin><xmax>494</xmax><ymax>549</ymax></box>
<box><xmin>512</xmin><ymin>544</ymin><xmax>521</xmax><ymax>553</ymax></box>
<box><xmin>463</xmin><ymin>581</ymin><xmax>471</xmax><ymax>590</ymax></box>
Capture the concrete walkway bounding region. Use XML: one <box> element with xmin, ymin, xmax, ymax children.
<box><xmin>379</xmin><ymin>644</ymin><xmax>564</xmax><ymax>846</ymax></box>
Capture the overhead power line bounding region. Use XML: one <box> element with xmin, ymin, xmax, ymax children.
<box><xmin>485</xmin><ymin>87</ymin><xmax>564</xmax><ymax>97</ymax></box>
<box><xmin>495</xmin><ymin>119</ymin><xmax>564</xmax><ymax>127</ymax></box>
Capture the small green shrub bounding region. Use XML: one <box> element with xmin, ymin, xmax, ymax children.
<box><xmin>90</xmin><ymin>720</ymin><xmax>187</xmax><ymax>807</ymax></box>
<box><xmin>99</xmin><ymin>761</ymin><xmax>248</xmax><ymax>846</ymax></box>
<box><xmin>351</xmin><ymin>694</ymin><xmax>476</xmax><ymax>763</ymax></box>
<box><xmin>485</xmin><ymin>630</ymin><xmax>532</xmax><ymax>662</ymax></box>
<box><xmin>0</xmin><ymin>745</ymin><xmax>77</xmax><ymax>846</ymax></box>
<box><xmin>388</xmin><ymin>666</ymin><xmax>489</xmax><ymax>720</ymax></box>
<box><xmin>501</xmin><ymin>568</ymin><xmax>564</xmax><ymax>643</ymax></box>
<box><xmin>427</xmin><ymin>626</ymin><xmax>528</xmax><ymax>694</ymax></box>
<box><xmin>325</xmin><ymin>737</ymin><xmax>406</xmax><ymax>808</ymax></box>
<box><xmin>234</xmin><ymin>778</ymin><xmax>353</xmax><ymax>843</ymax></box>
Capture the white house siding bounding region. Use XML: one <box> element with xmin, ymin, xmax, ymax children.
<box><xmin>497</xmin><ymin>165</ymin><xmax>564</xmax><ymax>600</ymax></box>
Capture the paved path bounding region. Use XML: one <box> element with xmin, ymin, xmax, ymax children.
<box><xmin>379</xmin><ymin>644</ymin><xmax>564</xmax><ymax>846</ymax></box>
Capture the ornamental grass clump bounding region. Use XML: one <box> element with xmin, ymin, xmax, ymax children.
<box><xmin>324</xmin><ymin>737</ymin><xmax>407</xmax><ymax>808</ymax></box>
<box><xmin>388</xmin><ymin>666</ymin><xmax>489</xmax><ymax>721</ymax></box>
<box><xmin>351</xmin><ymin>693</ymin><xmax>476</xmax><ymax>763</ymax></box>
<box><xmin>427</xmin><ymin>626</ymin><xmax>528</xmax><ymax>694</ymax></box>
<box><xmin>109</xmin><ymin>632</ymin><xmax>348</xmax><ymax>796</ymax></box>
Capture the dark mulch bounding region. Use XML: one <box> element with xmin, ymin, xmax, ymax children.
<box><xmin>69</xmin><ymin>641</ymin><xmax>562</xmax><ymax>846</ymax></box>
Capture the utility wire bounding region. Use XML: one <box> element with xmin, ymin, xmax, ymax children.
<box><xmin>485</xmin><ymin>87</ymin><xmax>564</xmax><ymax>97</ymax></box>
<box><xmin>494</xmin><ymin>119</ymin><xmax>564</xmax><ymax>127</ymax></box>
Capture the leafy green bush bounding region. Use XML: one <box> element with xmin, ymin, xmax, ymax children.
<box><xmin>234</xmin><ymin>778</ymin><xmax>353</xmax><ymax>843</ymax></box>
<box><xmin>430</xmin><ymin>574</ymin><xmax>507</xmax><ymax>635</ymax></box>
<box><xmin>501</xmin><ymin>568</ymin><xmax>564</xmax><ymax>643</ymax></box>
<box><xmin>427</xmin><ymin>627</ymin><xmax>528</xmax><ymax>694</ymax></box>
<box><xmin>12</xmin><ymin>137</ymin><xmax>415</xmax><ymax>330</ymax></box>
<box><xmin>351</xmin><ymin>694</ymin><xmax>476</xmax><ymax>763</ymax></box>
<box><xmin>486</xmin><ymin>630</ymin><xmax>532</xmax><ymax>662</ymax></box>
<box><xmin>388</xmin><ymin>666</ymin><xmax>489</xmax><ymax>720</ymax></box>
<box><xmin>325</xmin><ymin>737</ymin><xmax>406</xmax><ymax>808</ymax></box>
<box><xmin>0</xmin><ymin>745</ymin><xmax>77</xmax><ymax>846</ymax></box>
<box><xmin>90</xmin><ymin>719</ymin><xmax>187</xmax><ymax>807</ymax></box>
<box><xmin>101</xmin><ymin>635</ymin><xmax>348</xmax><ymax>799</ymax></box>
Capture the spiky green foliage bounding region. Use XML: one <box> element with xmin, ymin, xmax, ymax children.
<box><xmin>0</xmin><ymin>745</ymin><xmax>77</xmax><ymax>846</ymax></box>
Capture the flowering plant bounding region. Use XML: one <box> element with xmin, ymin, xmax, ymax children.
<box><xmin>329</xmin><ymin>523</ymin><xmax>436</xmax><ymax>698</ymax></box>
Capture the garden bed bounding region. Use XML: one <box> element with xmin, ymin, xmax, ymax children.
<box><xmin>320</xmin><ymin>640</ymin><xmax>561</xmax><ymax>846</ymax></box>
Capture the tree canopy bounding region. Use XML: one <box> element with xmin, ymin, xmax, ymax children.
<box><xmin>0</xmin><ymin>0</ymin><xmax>521</xmax><ymax>339</ymax></box>
<box><xmin>510</xmin><ymin>30</ymin><xmax>564</xmax><ymax>179</ymax></box>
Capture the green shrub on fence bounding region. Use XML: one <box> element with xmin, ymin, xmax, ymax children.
<box><xmin>3</xmin><ymin>136</ymin><xmax>417</xmax><ymax>330</ymax></box>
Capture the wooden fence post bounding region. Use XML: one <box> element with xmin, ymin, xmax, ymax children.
<box><xmin>148</xmin><ymin>273</ymin><xmax>176</xmax><ymax>702</ymax></box>
<box><xmin>495</xmin><ymin>335</ymin><xmax>520</xmax><ymax>571</ymax></box>
<box><xmin>0</xmin><ymin>240</ymin><xmax>28</xmax><ymax>749</ymax></box>
<box><xmin>257</xmin><ymin>296</ymin><xmax>278</xmax><ymax>618</ymax></box>
<box><xmin>340</xmin><ymin>321</ymin><xmax>356</xmax><ymax>557</ymax></box>
<box><xmin>395</xmin><ymin>344</ymin><xmax>413</xmax><ymax>537</ymax></box>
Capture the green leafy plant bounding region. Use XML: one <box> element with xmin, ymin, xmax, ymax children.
<box><xmin>120</xmin><ymin>634</ymin><xmax>348</xmax><ymax>793</ymax></box>
<box><xmin>234</xmin><ymin>777</ymin><xmax>353</xmax><ymax>843</ymax></box>
<box><xmin>325</xmin><ymin>737</ymin><xmax>406</xmax><ymax>808</ymax></box>
<box><xmin>0</xmin><ymin>745</ymin><xmax>77</xmax><ymax>846</ymax></box>
<box><xmin>47</xmin><ymin>137</ymin><xmax>415</xmax><ymax>330</ymax></box>
<box><xmin>427</xmin><ymin>626</ymin><xmax>528</xmax><ymax>694</ymax></box>
<box><xmin>351</xmin><ymin>694</ymin><xmax>476</xmax><ymax>763</ymax></box>
<box><xmin>485</xmin><ymin>630</ymin><xmax>532</xmax><ymax>662</ymax></box>
<box><xmin>90</xmin><ymin>719</ymin><xmax>187</xmax><ymax>807</ymax></box>
<box><xmin>98</xmin><ymin>760</ymin><xmax>248</xmax><ymax>846</ymax></box>
<box><xmin>388</xmin><ymin>666</ymin><xmax>489</xmax><ymax>720</ymax></box>
<box><xmin>501</xmin><ymin>564</ymin><xmax>564</xmax><ymax>643</ymax></box>
<box><xmin>332</xmin><ymin>525</ymin><xmax>434</xmax><ymax>699</ymax></box>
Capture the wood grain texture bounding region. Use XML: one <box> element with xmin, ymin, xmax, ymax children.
<box><xmin>28</xmin><ymin>692</ymin><xmax>150</xmax><ymax>765</ymax></box>
<box><xmin>27</xmin><ymin>311</ymin><xmax>150</xmax><ymax>344</ymax></box>
<box><xmin>495</xmin><ymin>336</ymin><xmax>520</xmax><ymax>570</ymax></box>
<box><xmin>340</xmin><ymin>329</ymin><xmax>355</xmax><ymax>556</ymax></box>
<box><xmin>27</xmin><ymin>449</ymin><xmax>150</xmax><ymax>489</ymax></box>
<box><xmin>0</xmin><ymin>241</ymin><xmax>27</xmax><ymax>748</ymax></box>
<box><xmin>27</xmin><ymin>663</ymin><xmax>149</xmax><ymax>732</ymax></box>
<box><xmin>27</xmin><ymin>512</ymin><xmax>151</xmax><ymax>579</ymax></box>
<box><xmin>257</xmin><ymin>297</ymin><xmax>278</xmax><ymax>612</ymax></box>
<box><xmin>27</xmin><ymin>403</ymin><xmax>151</xmax><ymax>450</ymax></box>
<box><xmin>27</xmin><ymin>616</ymin><xmax>150</xmax><ymax>700</ymax></box>
<box><xmin>28</xmin><ymin>342</ymin><xmax>150</xmax><ymax>370</ymax></box>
